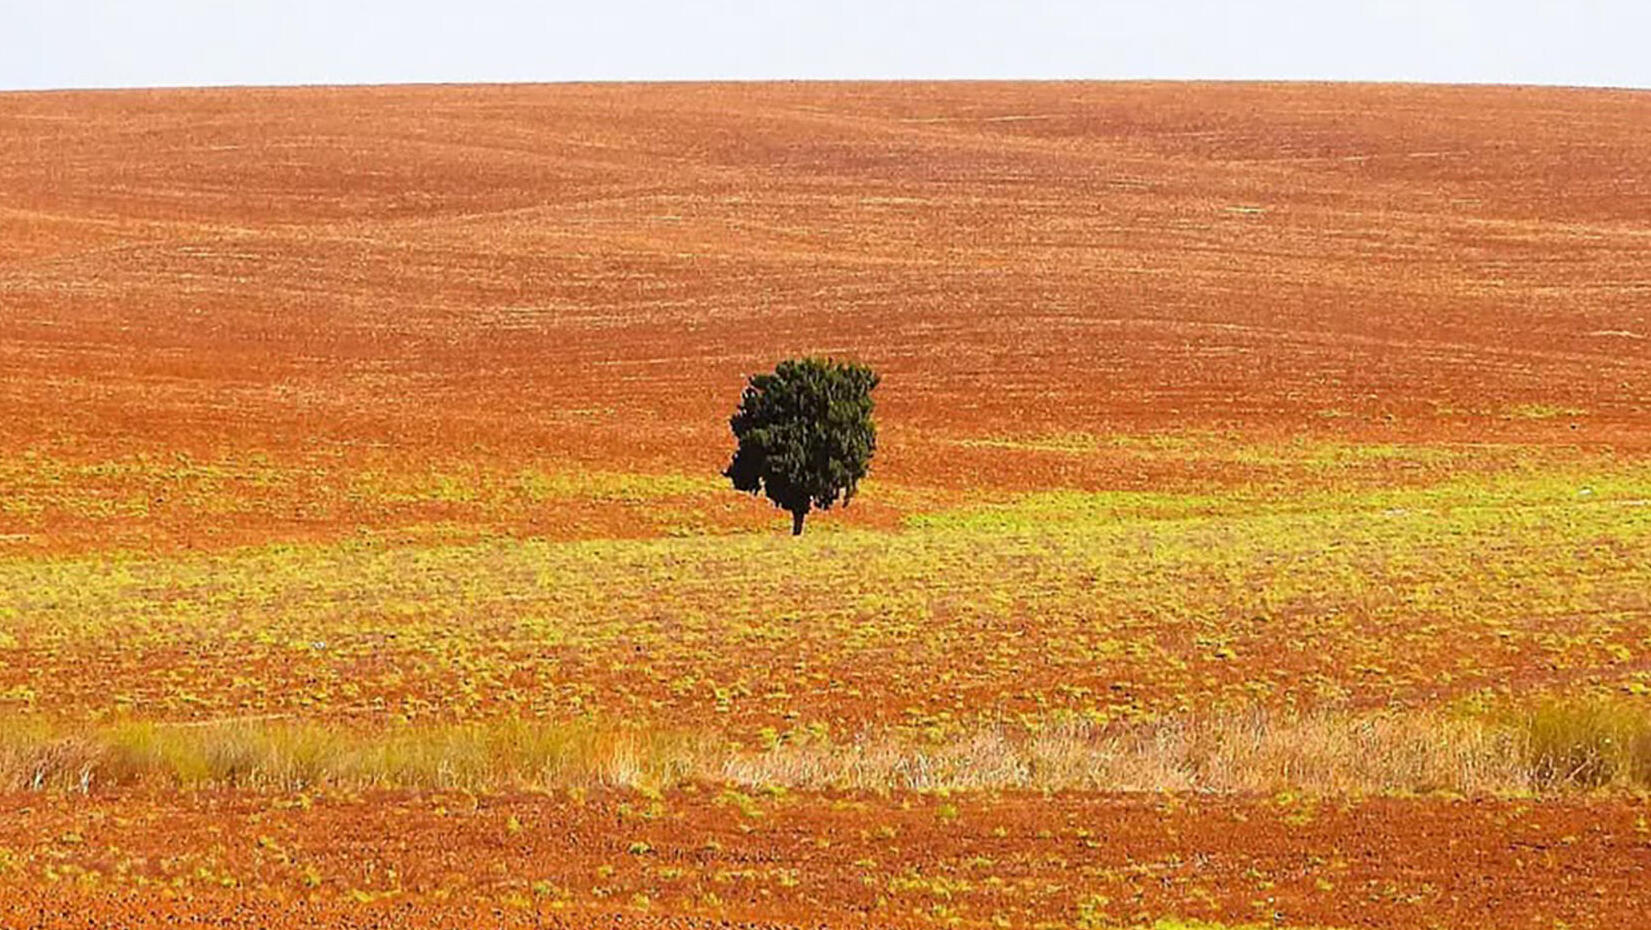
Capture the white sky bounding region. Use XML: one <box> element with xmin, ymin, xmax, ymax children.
<box><xmin>3</xmin><ymin>0</ymin><xmax>1649</xmax><ymax>92</ymax></box>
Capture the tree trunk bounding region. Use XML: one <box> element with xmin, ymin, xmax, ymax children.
<box><xmin>791</xmin><ymin>509</ymin><xmax>806</xmax><ymax>536</ymax></box>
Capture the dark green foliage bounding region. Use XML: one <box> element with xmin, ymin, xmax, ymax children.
<box><xmin>724</xmin><ymin>358</ymin><xmax>879</xmax><ymax>535</ymax></box>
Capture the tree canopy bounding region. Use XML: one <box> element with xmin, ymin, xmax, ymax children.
<box><xmin>724</xmin><ymin>357</ymin><xmax>879</xmax><ymax>535</ymax></box>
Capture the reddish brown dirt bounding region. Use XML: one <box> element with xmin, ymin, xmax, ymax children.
<box><xmin>0</xmin><ymin>789</ymin><xmax>1646</xmax><ymax>928</ymax></box>
<box><xmin>2</xmin><ymin>82</ymin><xmax>1649</xmax><ymax>551</ymax></box>
<box><xmin>3</xmin><ymin>82</ymin><xmax>1650</xmax><ymax>927</ymax></box>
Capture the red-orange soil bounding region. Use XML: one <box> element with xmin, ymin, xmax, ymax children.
<box><xmin>3</xmin><ymin>82</ymin><xmax>1651</xmax><ymax>928</ymax></box>
<box><xmin>2</xmin><ymin>790</ymin><xmax>1649</xmax><ymax>928</ymax></box>
<box><xmin>3</xmin><ymin>82</ymin><xmax>1650</xmax><ymax>551</ymax></box>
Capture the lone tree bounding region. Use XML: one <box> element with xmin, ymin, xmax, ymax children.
<box><xmin>724</xmin><ymin>357</ymin><xmax>879</xmax><ymax>535</ymax></box>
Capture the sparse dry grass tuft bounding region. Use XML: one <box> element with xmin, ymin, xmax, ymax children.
<box><xmin>2</xmin><ymin>701</ymin><xmax>1646</xmax><ymax>796</ymax></box>
<box><xmin>0</xmin><ymin>718</ymin><xmax>709</xmax><ymax>793</ymax></box>
<box><xmin>729</xmin><ymin>709</ymin><xmax>1535</xmax><ymax>794</ymax></box>
<box><xmin>1519</xmin><ymin>700</ymin><xmax>1651</xmax><ymax>789</ymax></box>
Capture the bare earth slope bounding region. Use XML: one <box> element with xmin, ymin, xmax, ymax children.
<box><xmin>4</xmin><ymin>791</ymin><xmax>1649</xmax><ymax>929</ymax></box>
<box><xmin>3</xmin><ymin>82</ymin><xmax>1650</xmax><ymax>549</ymax></box>
<box><xmin>2</xmin><ymin>84</ymin><xmax>1650</xmax><ymax>928</ymax></box>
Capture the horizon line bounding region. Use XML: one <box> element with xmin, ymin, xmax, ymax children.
<box><xmin>5</xmin><ymin>76</ymin><xmax>1650</xmax><ymax>96</ymax></box>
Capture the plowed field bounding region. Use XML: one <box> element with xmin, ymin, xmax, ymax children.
<box><xmin>4</xmin><ymin>790</ymin><xmax>1651</xmax><ymax>929</ymax></box>
<box><xmin>3</xmin><ymin>81</ymin><xmax>1649</xmax><ymax>551</ymax></box>
<box><xmin>1</xmin><ymin>81</ymin><xmax>1649</xmax><ymax>927</ymax></box>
